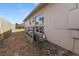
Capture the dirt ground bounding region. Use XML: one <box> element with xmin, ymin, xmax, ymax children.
<box><xmin>0</xmin><ymin>29</ymin><xmax>46</xmax><ymax>56</ymax></box>
<box><xmin>0</xmin><ymin>29</ymin><xmax>77</xmax><ymax>56</ymax></box>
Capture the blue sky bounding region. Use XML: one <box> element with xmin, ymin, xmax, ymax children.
<box><xmin>0</xmin><ymin>3</ymin><xmax>37</xmax><ymax>24</ymax></box>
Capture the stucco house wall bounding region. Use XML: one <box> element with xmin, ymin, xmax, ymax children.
<box><xmin>24</xmin><ymin>3</ymin><xmax>79</xmax><ymax>54</ymax></box>
<box><xmin>0</xmin><ymin>17</ymin><xmax>12</xmax><ymax>40</ymax></box>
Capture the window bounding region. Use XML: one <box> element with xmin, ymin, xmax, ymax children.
<box><xmin>35</xmin><ymin>13</ymin><xmax>44</xmax><ymax>26</ymax></box>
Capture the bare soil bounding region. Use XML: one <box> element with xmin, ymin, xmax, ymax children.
<box><xmin>0</xmin><ymin>31</ymin><xmax>44</xmax><ymax>56</ymax></box>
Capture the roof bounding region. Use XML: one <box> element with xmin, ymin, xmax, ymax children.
<box><xmin>23</xmin><ymin>3</ymin><xmax>48</xmax><ymax>22</ymax></box>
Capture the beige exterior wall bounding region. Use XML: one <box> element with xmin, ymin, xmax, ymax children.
<box><xmin>25</xmin><ymin>3</ymin><xmax>79</xmax><ymax>54</ymax></box>
<box><xmin>0</xmin><ymin>17</ymin><xmax>12</xmax><ymax>34</ymax></box>
<box><xmin>25</xmin><ymin>17</ymin><xmax>35</xmax><ymax>27</ymax></box>
<box><xmin>44</xmin><ymin>4</ymin><xmax>73</xmax><ymax>51</ymax></box>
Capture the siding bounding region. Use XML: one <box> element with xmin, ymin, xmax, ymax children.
<box><xmin>24</xmin><ymin>3</ymin><xmax>79</xmax><ymax>54</ymax></box>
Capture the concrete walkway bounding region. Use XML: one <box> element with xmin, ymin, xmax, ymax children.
<box><xmin>0</xmin><ymin>30</ymin><xmax>43</xmax><ymax>56</ymax></box>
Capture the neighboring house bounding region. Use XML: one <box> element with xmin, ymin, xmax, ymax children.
<box><xmin>23</xmin><ymin>3</ymin><xmax>79</xmax><ymax>54</ymax></box>
<box><xmin>0</xmin><ymin>17</ymin><xmax>12</xmax><ymax>41</ymax></box>
<box><xmin>15</xmin><ymin>23</ymin><xmax>24</xmax><ymax>29</ymax></box>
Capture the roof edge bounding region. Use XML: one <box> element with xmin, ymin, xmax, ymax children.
<box><xmin>23</xmin><ymin>3</ymin><xmax>48</xmax><ymax>22</ymax></box>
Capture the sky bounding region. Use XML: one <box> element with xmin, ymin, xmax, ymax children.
<box><xmin>0</xmin><ymin>3</ymin><xmax>37</xmax><ymax>24</ymax></box>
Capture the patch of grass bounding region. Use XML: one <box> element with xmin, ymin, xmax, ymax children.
<box><xmin>12</xmin><ymin>29</ymin><xmax>25</xmax><ymax>33</ymax></box>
